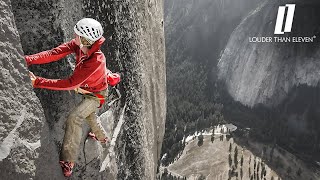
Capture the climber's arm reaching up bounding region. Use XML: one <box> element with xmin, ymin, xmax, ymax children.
<box><xmin>24</xmin><ymin>39</ymin><xmax>77</xmax><ymax>66</ymax></box>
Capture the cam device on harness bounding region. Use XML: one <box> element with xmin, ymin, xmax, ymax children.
<box><xmin>75</xmin><ymin>70</ymin><xmax>121</xmax><ymax>108</ymax></box>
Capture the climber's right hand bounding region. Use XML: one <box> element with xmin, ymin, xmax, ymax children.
<box><xmin>29</xmin><ymin>71</ymin><xmax>36</xmax><ymax>86</ymax></box>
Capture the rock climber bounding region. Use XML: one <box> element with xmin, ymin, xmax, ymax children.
<box><xmin>25</xmin><ymin>18</ymin><xmax>120</xmax><ymax>177</ymax></box>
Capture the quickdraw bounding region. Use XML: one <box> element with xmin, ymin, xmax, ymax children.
<box><xmin>106</xmin><ymin>87</ymin><xmax>121</xmax><ymax>107</ymax></box>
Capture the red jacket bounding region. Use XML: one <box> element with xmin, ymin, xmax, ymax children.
<box><xmin>25</xmin><ymin>37</ymin><xmax>108</xmax><ymax>92</ymax></box>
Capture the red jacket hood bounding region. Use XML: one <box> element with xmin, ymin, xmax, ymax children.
<box><xmin>87</xmin><ymin>36</ymin><xmax>105</xmax><ymax>57</ymax></box>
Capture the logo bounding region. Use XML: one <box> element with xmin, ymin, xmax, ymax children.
<box><xmin>248</xmin><ymin>4</ymin><xmax>316</xmax><ymax>43</ymax></box>
<box><xmin>274</xmin><ymin>4</ymin><xmax>296</xmax><ymax>34</ymax></box>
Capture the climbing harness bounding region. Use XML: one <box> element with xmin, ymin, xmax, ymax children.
<box><xmin>74</xmin><ymin>71</ymin><xmax>121</xmax><ymax>108</ymax></box>
<box><xmin>75</xmin><ymin>86</ymin><xmax>121</xmax><ymax>108</ymax></box>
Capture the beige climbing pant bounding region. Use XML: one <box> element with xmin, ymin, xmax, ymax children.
<box><xmin>61</xmin><ymin>89</ymin><xmax>108</xmax><ymax>162</ymax></box>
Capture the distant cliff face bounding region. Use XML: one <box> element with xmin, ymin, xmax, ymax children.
<box><xmin>163</xmin><ymin>0</ymin><xmax>263</xmax><ymax>118</ymax></box>
<box><xmin>218</xmin><ymin>0</ymin><xmax>320</xmax><ymax>107</ymax></box>
<box><xmin>1</xmin><ymin>0</ymin><xmax>166</xmax><ymax>179</ymax></box>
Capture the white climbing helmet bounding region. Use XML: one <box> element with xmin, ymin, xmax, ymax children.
<box><xmin>74</xmin><ymin>18</ymin><xmax>103</xmax><ymax>43</ymax></box>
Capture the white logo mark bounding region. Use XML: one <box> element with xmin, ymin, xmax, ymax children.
<box><xmin>274</xmin><ymin>4</ymin><xmax>296</xmax><ymax>34</ymax></box>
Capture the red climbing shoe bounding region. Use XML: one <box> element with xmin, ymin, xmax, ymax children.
<box><xmin>100</xmin><ymin>137</ymin><xmax>109</xmax><ymax>143</ymax></box>
<box><xmin>88</xmin><ymin>132</ymin><xmax>109</xmax><ymax>143</ymax></box>
<box><xmin>59</xmin><ymin>160</ymin><xmax>74</xmax><ymax>177</ymax></box>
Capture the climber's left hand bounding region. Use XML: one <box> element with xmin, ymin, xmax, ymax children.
<box><xmin>29</xmin><ymin>71</ymin><xmax>36</xmax><ymax>86</ymax></box>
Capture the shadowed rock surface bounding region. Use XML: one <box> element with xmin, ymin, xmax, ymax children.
<box><xmin>0</xmin><ymin>0</ymin><xmax>166</xmax><ymax>179</ymax></box>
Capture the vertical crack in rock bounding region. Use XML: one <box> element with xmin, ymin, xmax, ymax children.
<box><xmin>100</xmin><ymin>104</ymin><xmax>126</xmax><ymax>173</ymax></box>
<box><xmin>83</xmin><ymin>0</ymin><xmax>166</xmax><ymax>179</ymax></box>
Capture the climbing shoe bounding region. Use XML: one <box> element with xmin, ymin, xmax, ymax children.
<box><xmin>59</xmin><ymin>160</ymin><xmax>74</xmax><ymax>177</ymax></box>
<box><xmin>88</xmin><ymin>132</ymin><xmax>109</xmax><ymax>143</ymax></box>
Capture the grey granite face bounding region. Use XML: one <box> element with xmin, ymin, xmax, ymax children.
<box><xmin>0</xmin><ymin>0</ymin><xmax>45</xmax><ymax>179</ymax></box>
<box><xmin>0</xmin><ymin>0</ymin><xmax>166</xmax><ymax>179</ymax></box>
<box><xmin>218</xmin><ymin>0</ymin><xmax>320</xmax><ymax>107</ymax></box>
